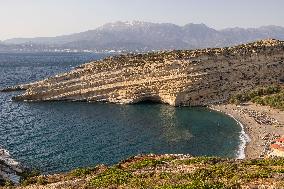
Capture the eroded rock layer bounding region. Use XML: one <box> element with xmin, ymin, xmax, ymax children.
<box><xmin>7</xmin><ymin>39</ymin><xmax>284</xmax><ymax>106</ymax></box>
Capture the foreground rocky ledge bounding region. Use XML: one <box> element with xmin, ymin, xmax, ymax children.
<box><xmin>1</xmin><ymin>154</ymin><xmax>284</xmax><ymax>189</ymax></box>
<box><xmin>0</xmin><ymin>149</ymin><xmax>26</xmax><ymax>186</ymax></box>
<box><xmin>2</xmin><ymin>39</ymin><xmax>284</xmax><ymax>106</ymax></box>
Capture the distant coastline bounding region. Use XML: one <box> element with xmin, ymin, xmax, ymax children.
<box><xmin>1</xmin><ymin>21</ymin><xmax>284</xmax><ymax>53</ymax></box>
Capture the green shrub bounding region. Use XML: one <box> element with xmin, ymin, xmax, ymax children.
<box><xmin>36</xmin><ymin>176</ymin><xmax>48</xmax><ymax>185</ymax></box>
<box><xmin>20</xmin><ymin>169</ymin><xmax>41</xmax><ymax>186</ymax></box>
<box><xmin>177</xmin><ymin>157</ymin><xmax>222</xmax><ymax>165</ymax></box>
<box><xmin>158</xmin><ymin>181</ymin><xmax>226</xmax><ymax>189</ymax></box>
<box><xmin>130</xmin><ymin>158</ymin><xmax>166</xmax><ymax>169</ymax></box>
<box><xmin>275</xmin><ymin>169</ymin><xmax>284</xmax><ymax>173</ymax></box>
<box><xmin>243</xmin><ymin>168</ymin><xmax>272</xmax><ymax>181</ymax></box>
<box><xmin>21</xmin><ymin>178</ymin><xmax>37</xmax><ymax>186</ymax></box>
<box><xmin>244</xmin><ymin>158</ymin><xmax>284</xmax><ymax>166</ymax></box>
<box><xmin>4</xmin><ymin>180</ymin><xmax>14</xmax><ymax>187</ymax></box>
<box><xmin>20</xmin><ymin>169</ymin><xmax>41</xmax><ymax>179</ymax></box>
<box><xmin>89</xmin><ymin>167</ymin><xmax>132</xmax><ymax>187</ymax></box>
<box><xmin>230</xmin><ymin>85</ymin><xmax>284</xmax><ymax>110</ymax></box>
<box><xmin>70</xmin><ymin>167</ymin><xmax>96</xmax><ymax>177</ymax></box>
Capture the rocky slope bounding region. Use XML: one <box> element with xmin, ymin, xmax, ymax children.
<box><xmin>3</xmin><ymin>39</ymin><xmax>284</xmax><ymax>106</ymax></box>
<box><xmin>1</xmin><ymin>154</ymin><xmax>284</xmax><ymax>188</ymax></box>
<box><xmin>0</xmin><ymin>149</ymin><xmax>25</xmax><ymax>186</ymax></box>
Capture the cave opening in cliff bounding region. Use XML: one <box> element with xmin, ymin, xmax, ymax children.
<box><xmin>135</xmin><ymin>96</ymin><xmax>163</xmax><ymax>104</ymax></box>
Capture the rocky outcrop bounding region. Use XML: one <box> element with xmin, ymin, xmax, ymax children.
<box><xmin>0</xmin><ymin>149</ymin><xmax>24</xmax><ymax>185</ymax></box>
<box><xmin>4</xmin><ymin>39</ymin><xmax>284</xmax><ymax>106</ymax></box>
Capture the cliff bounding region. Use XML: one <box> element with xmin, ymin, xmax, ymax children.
<box><xmin>4</xmin><ymin>39</ymin><xmax>284</xmax><ymax>106</ymax></box>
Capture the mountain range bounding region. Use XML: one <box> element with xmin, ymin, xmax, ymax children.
<box><xmin>2</xmin><ymin>21</ymin><xmax>284</xmax><ymax>52</ymax></box>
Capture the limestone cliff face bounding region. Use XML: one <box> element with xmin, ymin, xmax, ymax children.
<box><xmin>8</xmin><ymin>39</ymin><xmax>284</xmax><ymax>106</ymax></box>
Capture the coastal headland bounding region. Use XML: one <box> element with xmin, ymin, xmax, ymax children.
<box><xmin>2</xmin><ymin>39</ymin><xmax>283</xmax><ymax>159</ymax></box>
<box><xmin>3</xmin><ymin>39</ymin><xmax>284</xmax><ymax>106</ymax></box>
<box><xmin>1</xmin><ymin>39</ymin><xmax>284</xmax><ymax>188</ymax></box>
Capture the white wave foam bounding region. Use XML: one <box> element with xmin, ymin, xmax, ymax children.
<box><xmin>228</xmin><ymin>114</ymin><xmax>251</xmax><ymax>159</ymax></box>
<box><xmin>209</xmin><ymin>107</ymin><xmax>251</xmax><ymax>159</ymax></box>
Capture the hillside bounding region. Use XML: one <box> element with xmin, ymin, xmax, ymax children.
<box><xmin>1</xmin><ymin>154</ymin><xmax>284</xmax><ymax>188</ymax></box>
<box><xmin>4</xmin><ymin>39</ymin><xmax>284</xmax><ymax>106</ymax></box>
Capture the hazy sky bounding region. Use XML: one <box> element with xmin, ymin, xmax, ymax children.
<box><xmin>0</xmin><ymin>0</ymin><xmax>284</xmax><ymax>40</ymax></box>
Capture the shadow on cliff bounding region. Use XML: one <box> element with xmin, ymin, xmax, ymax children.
<box><xmin>133</xmin><ymin>96</ymin><xmax>163</xmax><ymax>105</ymax></box>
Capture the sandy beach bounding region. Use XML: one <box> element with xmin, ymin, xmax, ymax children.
<box><xmin>211</xmin><ymin>103</ymin><xmax>284</xmax><ymax>159</ymax></box>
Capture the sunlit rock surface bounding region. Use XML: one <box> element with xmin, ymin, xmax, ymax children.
<box><xmin>7</xmin><ymin>39</ymin><xmax>284</xmax><ymax>106</ymax></box>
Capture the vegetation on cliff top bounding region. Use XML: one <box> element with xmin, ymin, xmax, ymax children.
<box><xmin>3</xmin><ymin>155</ymin><xmax>284</xmax><ymax>189</ymax></box>
<box><xmin>230</xmin><ymin>85</ymin><xmax>284</xmax><ymax>110</ymax></box>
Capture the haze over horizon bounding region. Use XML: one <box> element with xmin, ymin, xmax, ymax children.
<box><xmin>1</xmin><ymin>0</ymin><xmax>284</xmax><ymax>40</ymax></box>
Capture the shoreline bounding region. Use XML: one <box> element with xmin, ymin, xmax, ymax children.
<box><xmin>209</xmin><ymin>106</ymin><xmax>250</xmax><ymax>159</ymax></box>
<box><xmin>209</xmin><ymin>105</ymin><xmax>251</xmax><ymax>159</ymax></box>
<box><xmin>210</xmin><ymin>103</ymin><xmax>284</xmax><ymax>159</ymax></box>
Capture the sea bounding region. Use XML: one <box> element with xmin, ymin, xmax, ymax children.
<box><xmin>0</xmin><ymin>52</ymin><xmax>246</xmax><ymax>173</ymax></box>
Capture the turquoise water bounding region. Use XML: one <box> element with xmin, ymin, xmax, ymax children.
<box><xmin>0</xmin><ymin>52</ymin><xmax>242</xmax><ymax>173</ymax></box>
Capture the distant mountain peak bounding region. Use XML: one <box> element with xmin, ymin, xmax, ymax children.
<box><xmin>2</xmin><ymin>21</ymin><xmax>284</xmax><ymax>52</ymax></box>
<box><xmin>99</xmin><ymin>21</ymin><xmax>153</xmax><ymax>29</ymax></box>
<box><xmin>184</xmin><ymin>23</ymin><xmax>208</xmax><ymax>27</ymax></box>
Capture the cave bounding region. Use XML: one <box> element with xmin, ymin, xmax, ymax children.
<box><xmin>134</xmin><ymin>96</ymin><xmax>163</xmax><ymax>104</ymax></box>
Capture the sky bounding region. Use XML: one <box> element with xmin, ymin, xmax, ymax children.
<box><xmin>0</xmin><ymin>0</ymin><xmax>284</xmax><ymax>40</ymax></box>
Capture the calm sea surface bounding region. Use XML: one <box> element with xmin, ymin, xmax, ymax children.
<box><xmin>0</xmin><ymin>52</ymin><xmax>242</xmax><ymax>173</ymax></box>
